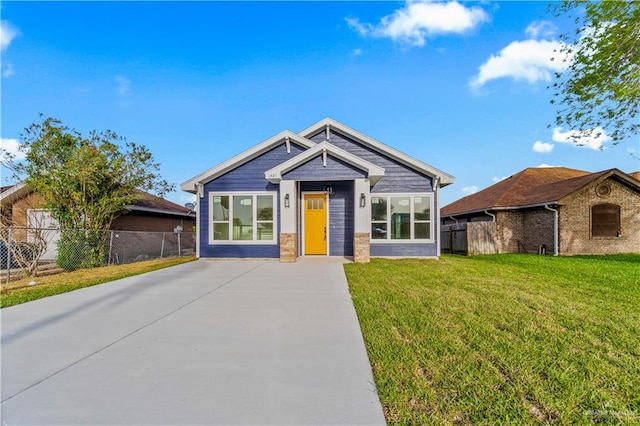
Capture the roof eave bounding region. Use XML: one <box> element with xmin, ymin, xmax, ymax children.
<box><xmin>125</xmin><ymin>205</ymin><xmax>195</xmax><ymax>217</ymax></box>
<box><xmin>299</xmin><ymin>117</ymin><xmax>455</xmax><ymax>186</ymax></box>
<box><xmin>0</xmin><ymin>182</ymin><xmax>30</xmax><ymax>206</ymax></box>
<box><xmin>443</xmin><ymin>201</ymin><xmax>561</xmax><ymax>218</ymax></box>
<box><xmin>180</xmin><ymin>130</ymin><xmax>316</xmax><ymax>192</ymax></box>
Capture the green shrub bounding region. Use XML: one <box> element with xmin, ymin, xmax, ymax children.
<box><xmin>56</xmin><ymin>230</ymin><xmax>106</xmax><ymax>271</ymax></box>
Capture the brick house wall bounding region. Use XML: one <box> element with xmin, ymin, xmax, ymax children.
<box><xmin>110</xmin><ymin>213</ymin><xmax>195</xmax><ymax>233</ymax></box>
<box><xmin>495</xmin><ymin>210</ymin><xmax>523</xmax><ymax>253</ymax></box>
<box><xmin>522</xmin><ymin>208</ymin><xmax>555</xmax><ymax>254</ymax></box>
<box><xmin>558</xmin><ymin>178</ymin><xmax>640</xmax><ymax>255</ymax></box>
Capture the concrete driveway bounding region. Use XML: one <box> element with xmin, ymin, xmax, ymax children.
<box><xmin>1</xmin><ymin>259</ymin><xmax>385</xmax><ymax>425</ymax></box>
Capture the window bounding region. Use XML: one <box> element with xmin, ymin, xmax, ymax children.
<box><xmin>592</xmin><ymin>203</ymin><xmax>620</xmax><ymax>237</ymax></box>
<box><xmin>210</xmin><ymin>192</ymin><xmax>276</xmax><ymax>243</ymax></box>
<box><xmin>370</xmin><ymin>194</ymin><xmax>432</xmax><ymax>242</ymax></box>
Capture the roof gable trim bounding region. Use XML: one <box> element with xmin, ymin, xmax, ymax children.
<box><xmin>180</xmin><ymin>131</ymin><xmax>316</xmax><ymax>193</ymax></box>
<box><xmin>265</xmin><ymin>141</ymin><xmax>385</xmax><ymax>184</ymax></box>
<box><xmin>299</xmin><ymin>117</ymin><xmax>454</xmax><ymax>186</ymax></box>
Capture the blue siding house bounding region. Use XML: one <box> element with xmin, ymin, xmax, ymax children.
<box><xmin>181</xmin><ymin>118</ymin><xmax>454</xmax><ymax>262</ymax></box>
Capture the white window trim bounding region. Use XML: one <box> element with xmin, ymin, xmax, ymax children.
<box><xmin>369</xmin><ymin>193</ymin><xmax>434</xmax><ymax>244</ymax></box>
<box><xmin>208</xmin><ymin>191</ymin><xmax>278</xmax><ymax>245</ymax></box>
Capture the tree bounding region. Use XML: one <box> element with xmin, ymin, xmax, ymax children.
<box><xmin>550</xmin><ymin>1</ymin><xmax>639</xmax><ymax>145</ymax></box>
<box><xmin>2</xmin><ymin>116</ymin><xmax>174</xmax><ymax>268</ymax></box>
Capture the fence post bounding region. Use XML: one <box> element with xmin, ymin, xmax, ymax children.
<box><xmin>160</xmin><ymin>232</ymin><xmax>165</xmax><ymax>258</ymax></box>
<box><xmin>6</xmin><ymin>226</ymin><xmax>11</xmax><ymax>284</ymax></box>
<box><xmin>108</xmin><ymin>231</ymin><xmax>114</xmax><ymax>265</ymax></box>
<box><xmin>449</xmin><ymin>225</ymin><xmax>453</xmax><ymax>254</ymax></box>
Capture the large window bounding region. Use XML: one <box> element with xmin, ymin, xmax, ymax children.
<box><xmin>210</xmin><ymin>192</ymin><xmax>276</xmax><ymax>243</ymax></box>
<box><xmin>371</xmin><ymin>194</ymin><xmax>432</xmax><ymax>242</ymax></box>
<box><xmin>591</xmin><ymin>203</ymin><xmax>620</xmax><ymax>237</ymax></box>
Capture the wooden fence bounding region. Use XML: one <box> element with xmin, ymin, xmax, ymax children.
<box><xmin>441</xmin><ymin>221</ymin><xmax>498</xmax><ymax>255</ymax></box>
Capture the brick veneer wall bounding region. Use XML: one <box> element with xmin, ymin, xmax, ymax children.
<box><xmin>110</xmin><ymin>214</ymin><xmax>195</xmax><ymax>232</ymax></box>
<box><xmin>279</xmin><ymin>233</ymin><xmax>298</xmax><ymax>262</ymax></box>
<box><xmin>495</xmin><ymin>208</ymin><xmax>556</xmax><ymax>254</ymax></box>
<box><xmin>522</xmin><ymin>208</ymin><xmax>555</xmax><ymax>254</ymax></box>
<box><xmin>353</xmin><ymin>232</ymin><xmax>370</xmax><ymax>263</ymax></box>
<box><xmin>495</xmin><ymin>211</ymin><xmax>524</xmax><ymax>253</ymax></box>
<box><xmin>558</xmin><ymin>178</ymin><xmax>640</xmax><ymax>255</ymax></box>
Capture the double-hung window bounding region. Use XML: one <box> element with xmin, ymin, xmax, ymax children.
<box><xmin>371</xmin><ymin>194</ymin><xmax>433</xmax><ymax>242</ymax></box>
<box><xmin>210</xmin><ymin>192</ymin><xmax>276</xmax><ymax>243</ymax></box>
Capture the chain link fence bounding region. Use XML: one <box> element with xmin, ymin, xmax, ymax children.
<box><xmin>1</xmin><ymin>226</ymin><xmax>194</xmax><ymax>284</ymax></box>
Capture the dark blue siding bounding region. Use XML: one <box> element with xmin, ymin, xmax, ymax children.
<box><xmin>298</xmin><ymin>181</ymin><xmax>354</xmax><ymax>256</ymax></box>
<box><xmin>370</xmin><ymin>243</ymin><xmax>437</xmax><ymax>257</ymax></box>
<box><xmin>199</xmin><ymin>143</ymin><xmax>306</xmax><ymax>258</ymax></box>
<box><xmin>310</xmin><ymin>131</ymin><xmax>434</xmax><ymax>193</ymax></box>
<box><xmin>329</xmin><ymin>181</ymin><xmax>354</xmax><ymax>256</ymax></box>
<box><xmin>311</xmin><ymin>130</ymin><xmax>440</xmax><ymax>257</ymax></box>
<box><xmin>283</xmin><ymin>155</ymin><xmax>365</xmax><ymax>181</ymax></box>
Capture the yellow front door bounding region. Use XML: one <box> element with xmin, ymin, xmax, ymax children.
<box><xmin>304</xmin><ymin>193</ymin><xmax>327</xmax><ymax>255</ymax></box>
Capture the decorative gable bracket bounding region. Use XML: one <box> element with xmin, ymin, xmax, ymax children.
<box><xmin>264</xmin><ymin>141</ymin><xmax>385</xmax><ymax>185</ymax></box>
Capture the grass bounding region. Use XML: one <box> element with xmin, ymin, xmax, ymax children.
<box><xmin>345</xmin><ymin>254</ymin><xmax>640</xmax><ymax>425</ymax></box>
<box><xmin>1</xmin><ymin>255</ymin><xmax>196</xmax><ymax>308</ymax></box>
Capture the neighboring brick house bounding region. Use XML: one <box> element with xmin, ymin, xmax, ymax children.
<box><xmin>441</xmin><ymin>167</ymin><xmax>640</xmax><ymax>255</ymax></box>
<box><xmin>1</xmin><ymin>183</ymin><xmax>195</xmax><ymax>260</ymax></box>
<box><xmin>1</xmin><ymin>183</ymin><xmax>194</xmax><ymax>231</ymax></box>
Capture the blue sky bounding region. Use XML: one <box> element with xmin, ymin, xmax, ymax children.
<box><xmin>2</xmin><ymin>1</ymin><xmax>639</xmax><ymax>207</ymax></box>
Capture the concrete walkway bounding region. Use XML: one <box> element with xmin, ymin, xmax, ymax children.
<box><xmin>1</xmin><ymin>260</ymin><xmax>385</xmax><ymax>425</ymax></box>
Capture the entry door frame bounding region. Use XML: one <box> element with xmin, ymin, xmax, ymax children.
<box><xmin>301</xmin><ymin>191</ymin><xmax>330</xmax><ymax>256</ymax></box>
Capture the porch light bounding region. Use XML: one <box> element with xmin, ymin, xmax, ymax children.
<box><xmin>360</xmin><ymin>193</ymin><xmax>366</xmax><ymax>208</ymax></box>
<box><xmin>284</xmin><ymin>193</ymin><xmax>290</xmax><ymax>208</ymax></box>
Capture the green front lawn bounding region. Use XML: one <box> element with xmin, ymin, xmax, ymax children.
<box><xmin>345</xmin><ymin>254</ymin><xmax>640</xmax><ymax>425</ymax></box>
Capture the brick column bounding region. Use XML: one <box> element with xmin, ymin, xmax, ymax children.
<box><xmin>280</xmin><ymin>233</ymin><xmax>298</xmax><ymax>263</ymax></box>
<box><xmin>353</xmin><ymin>232</ymin><xmax>370</xmax><ymax>263</ymax></box>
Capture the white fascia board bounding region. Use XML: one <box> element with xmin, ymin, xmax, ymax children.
<box><xmin>265</xmin><ymin>141</ymin><xmax>385</xmax><ymax>184</ymax></box>
<box><xmin>0</xmin><ymin>182</ymin><xmax>30</xmax><ymax>206</ymax></box>
<box><xmin>180</xmin><ymin>130</ymin><xmax>316</xmax><ymax>193</ymax></box>
<box><xmin>299</xmin><ymin>117</ymin><xmax>455</xmax><ymax>187</ymax></box>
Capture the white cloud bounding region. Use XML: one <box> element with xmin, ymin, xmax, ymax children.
<box><xmin>0</xmin><ymin>20</ymin><xmax>17</xmax><ymax>51</ymax></box>
<box><xmin>492</xmin><ymin>175</ymin><xmax>508</xmax><ymax>183</ymax></box>
<box><xmin>471</xmin><ymin>39</ymin><xmax>567</xmax><ymax>88</ymax></box>
<box><xmin>532</xmin><ymin>141</ymin><xmax>554</xmax><ymax>153</ymax></box>
<box><xmin>1</xmin><ymin>20</ymin><xmax>18</xmax><ymax>78</ymax></box>
<box><xmin>347</xmin><ymin>1</ymin><xmax>489</xmax><ymax>47</ymax></box>
<box><xmin>552</xmin><ymin>127</ymin><xmax>611</xmax><ymax>150</ymax></box>
<box><xmin>462</xmin><ymin>185</ymin><xmax>479</xmax><ymax>195</ymax></box>
<box><xmin>115</xmin><ymin>75</ymin><xmax>131</xmax><ymax>96</ymax></box>
<box><xmin>0</xmin><ymin>138</ymin><xmax>26</xmax><ymax>161</ymax></box>
<box><xmin>2</xmin><ymin>63</ymin><xmax>14</xmax><ymax>77</ymax></box>
<box><xmin>352</xmin><ymin>48</ymin><xmax>362</xmax><ymax>56</ymax></box>
<box><xmin>525</xmin><ymin>21</ymin><xmax>557</xmax><ymax>39</ymax></box>
<box><xmin>470</xmin><ymin>20</ymin><xmax>571</xmax><ymax>89</ymax></box>
<box><xmin>536</xmin><ymin>164</ymin><xmax>555</xmax><ymax>168</ymax></box>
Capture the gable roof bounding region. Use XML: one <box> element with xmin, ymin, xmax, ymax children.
<box><xmin>299</xmin><ymin>117</ymin><xmax>455</xmax><ymax>187</ymax></box>
<box><xmin>180</xmin><ymin>130</ymin><xmax>316</xmax><ymax>193</ymax></box>
<box><xmin>128</xmin><ymin>190</ymin><xmax>194</xmax><ymax>217</ymax></box>
<box><xmin>442</xmin><ymin>167</ymin><xmax>640</xmax><ymax>216</ymax></box>
<box><xmin>264</xmin><ymin>141</ymin><xmax>385</xmax><ymax>185</ymax></box>
<box><xmin>0</xmin><ymin>183</ymin><xmax>30</xmax><ymax>206</ymax></box>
